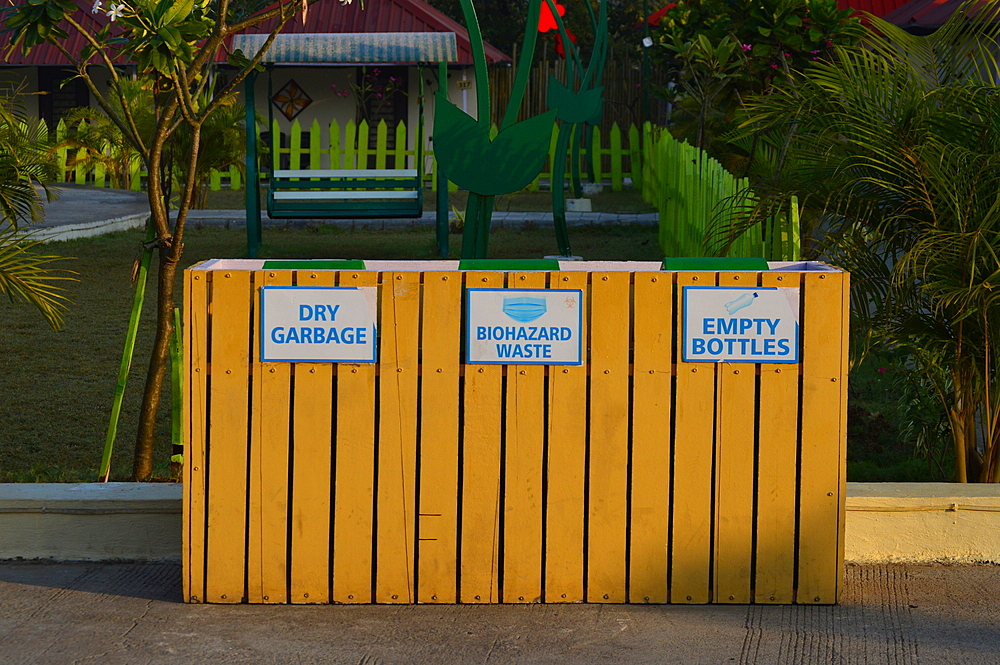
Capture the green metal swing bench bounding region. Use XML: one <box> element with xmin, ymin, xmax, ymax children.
<box><xmin>236</xmin><ymin>33</ymin><xmax>456</xmax><ymax>257</ymax></box>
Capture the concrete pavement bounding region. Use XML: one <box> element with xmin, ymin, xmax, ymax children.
<box><xmin>1</xmin><ymin>562</ymin><xmax>998</xmax><ymax>664</ymax></box>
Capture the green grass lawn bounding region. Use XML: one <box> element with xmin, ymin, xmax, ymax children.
<box><xmin>0</xmin><ymin>224</ymin><xmax>660</xmax><ymax>482</ymax></box>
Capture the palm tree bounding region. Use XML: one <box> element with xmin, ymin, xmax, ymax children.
<box><xmin>0</xmin><ymin>86</ymin><xmax>74</xmax><ymax>330</ymax></box>
<box><xmin>726</xmin><ymin>1</ymin><xmax>1000</xmax><ymax>481</ymax></box>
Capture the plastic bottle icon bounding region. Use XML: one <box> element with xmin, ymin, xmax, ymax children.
<box><xmin>724</xmin><ymin>292</ymin><xmax>757</xmax><ymax>315</ymax></box>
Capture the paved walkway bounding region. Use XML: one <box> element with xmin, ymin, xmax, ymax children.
<box><xmin>24</xmin><ymin>185</ymin><xmax>657</xmax><ymax>242</ymax></box>
<box><xmin>1</xmin><ymin>562</ymin><xmax>998</xmax><ymax>664</ymax></box>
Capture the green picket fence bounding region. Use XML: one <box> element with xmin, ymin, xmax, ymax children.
<box><xmin>52</xmin><ymin>117</ymin><xmax>643</xmax><ymax>195</ymax></box>
<box><xmin>641</xmin><ymin>123</ymin><xmax>800</xmax><ymax>261</ymax></box>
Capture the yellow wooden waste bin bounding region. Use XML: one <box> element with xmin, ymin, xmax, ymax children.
<box><xmin>182</xmin><ymin>258</ymin><xmax>848</xmax><ymax>605</ymax></box>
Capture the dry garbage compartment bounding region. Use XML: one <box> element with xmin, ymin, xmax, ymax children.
<box><xmin>183</xmin><ymin>259</ymin><xmax>848</xmax><ymax>605</ymax></box>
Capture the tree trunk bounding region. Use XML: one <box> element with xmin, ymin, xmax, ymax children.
<box><xmin>132</xmin><ymin>248</ymin><xmax>179</xmax><ymax>480</ymax></box>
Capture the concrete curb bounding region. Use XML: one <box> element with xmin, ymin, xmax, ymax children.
<box><xmin>0</xmin><ymin>483</ymin><xmax>181</xmax><ymax>561</ymax></box>
<box><xmin>4</xmin><ymin>482</ymin><xmax>1000</xmax><ymax>564</ymax></box>
<box><xmin>845</xmin><ymin>482</ymin><xmax>1000</xmax><ymax>564</ymax></box>
<box><xmin>30</xmin><ymin>212</ymin><xmax>148</xmax><ymax>242</ymax></box>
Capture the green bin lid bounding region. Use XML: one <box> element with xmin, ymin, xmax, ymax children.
<box><xmin>261</xmin><ymin>260</ymin><xmax>366</xmax><ymax>270</ymax></box>
<box><xmin>661</xmin><ymin>257</ymin><xmax>769</xmax><ymax>271</ymax></box>
<box><xmin>459</xmin><ymin>258</ymin><xmax>561</xmax><ymax>271</ymax></box>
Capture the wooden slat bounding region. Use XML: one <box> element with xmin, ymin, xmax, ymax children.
<box><xmin>629</xmin><ymin>272</ymin><xmax>672</xmax><ymax>604</ymax></box>
<box><xmin>333</xmin><ymin>270</ymin><xmax>379</xmax><ymax>604</ymax></box>
<box><xmin>417</xmin><ymin>272</ymin><xmax>462</xmax><ymax>603</ymax></box>
<box><xmin>376</xmin><ymin>271</ymin><xmax>420</xmax><ymax>603</ymax></box>
<box><xmin>713</xmin><ymin>272</ymin><xmax>757</xmax><ymax>604</ymax></box>
<box><xmin>837</xmin><ymin>272</ymin><xmax>851</xmax><ymax>602</ymax></box>
<box><xmin>544</xmin><ymin>271</ymin><xmax>588</xmax><ymax>603</ymax></box>
<box><xmin>797</xmin><ymin>271</ymin><xmax>847</xmax><ymax>604</ymax></box>
<box><xmin>754</xmin><ymin>271</ymin><xmax>799</xmax><ymax>604</ymax></box>
<box><xmin>274</xmin><ymin>169</ymin><xmax>419</xmax><ymax>178</ymax></box>
<box><xmin>205</xmin><ymin>270</ymin><xmax>252</xmax><ymax>603</ymax></box>
<box><xmin>460</xmin><ymin>271</ymin><xmax>504</xmax><ymax>603</ymax></box>
<box><xmin>502</xmin><ymin>272</ymin><xmax>546</xmax><ymax>603</ymax></box>
<box><xmin>273</xmin><ymin>191</ymin><xmax>419</xmax><ymax>200</ymax></box>
<box><xmin>670</xmin><ymin>272</ymin><xmax>716</xmax><ymax>604</ymax></box>
<box><xmin>289</xmin><ymin>270</ymin><xmax>335</xmax><ymax>604</ymax></box>
<box><xmin>248</xmin><ymin>270</ymin><xmax>292</xmax><ymax>604</ymax></box>
<box><xmin>184</xmin><ymin>267</ymin><xmax>209</xmax><ymax>603</ymax></box>
<box><xmin>587</xmin><ymin>271</ymin><xmax>630</xmax><ymax>603</ymax></box>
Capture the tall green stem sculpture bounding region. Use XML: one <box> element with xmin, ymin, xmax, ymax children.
<box><xmin>434</xmin><ymin>0</ymin><xmax>556</xmax><ymax>259</ymax></box>
<box><xmin>544</xmin><ymin>0</ymin><xmax>609</xmax><ymax>257</ymax></box>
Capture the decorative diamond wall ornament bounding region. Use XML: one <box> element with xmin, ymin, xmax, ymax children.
<box><xmin>272</xmin><ymin>79</ymin><xmax>312</xmax><ymax>121</ymax></box>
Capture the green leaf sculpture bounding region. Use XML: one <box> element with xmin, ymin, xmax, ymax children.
<box><xmin>434</xmin><ymin>95</ymin><xmax>556</xmax><ymax>196</ymax></box>
<box><xmin>546</xmin><ymin>78</ymin><xmax>604</xmax><ymax>124</ymax></box>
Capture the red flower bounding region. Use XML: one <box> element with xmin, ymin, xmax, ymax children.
<box><xmin>538</xmin><ymin>0</ymin><xmax>566</xmax><ymax>33</ymax></box>
<box><xmin>554</xmin><ymin>27</ymin><xmax>577</xmax><ymax>58</ymax></box>
<box><xmin>646</xmin><ymin>3</ymin><xmax>676</xmax><ymax>26</ymax></box>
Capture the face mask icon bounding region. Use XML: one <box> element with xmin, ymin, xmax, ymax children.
<box><xmin>503</xmin><ymin>296</ymin><xmax>547</xmax><ymax>322</ymax></box>
<box><xmin>724</xmin><ymin>292</ymin><xmax>757</xmax><ymax>315</ymax></box>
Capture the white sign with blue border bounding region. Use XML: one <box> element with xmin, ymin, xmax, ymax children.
<box><xmin>466</xmin><ymin>288</ymin><xmax>583</xmax><ymax>365</ymax></box>
<box><xmin>683</xmin><ymin>286</ymin><xmax>800</xmax><ymax>363</ymax></box>
<box><xmin>260</xmin><ymin>286</ymin><xmax>378</xmax><ymax>363</ymax></box>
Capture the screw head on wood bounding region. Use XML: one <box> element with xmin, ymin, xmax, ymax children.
<box><xmin>815</xmin><ymin>596</ymin><xmax>821</xmax><ymax>602</ymax></box>
<box><xmin>519</xmin><ymin>275</ymin><xmax>525</xmax><ymax>280</ymax></box>
<box><xmin>603</xmin><ymin>594</ymin><xmax>609</xmax><ymax>599</ymax></box>
<box><xmin>304</xmin><ymin>593</ymin><xmax>309</xmax><ymax>598</ymax></box>
<box><xmin>348</xmin><ymin>595</ymin><xmax>354</xmax><ymax>599</ymax></box>
<box><xmin>475</xmin><ymin>595</ymin><xmax>481</xmax><ymax>600</ymax></box>
<box><xmin>561</xmin><ymin>594</ymin><xmax>567</xmax><ymax>598</ymax></box>
<box><xmin>602</xmin><ymin>276</ymin><xmax>608</xmax><ymax>281</ymax></box>
<box><xmin>310</xmin><ymin>368</ymin><xmax>315</xmax><ymax>373</ymax></box>
<box><xmin>225</xmin><ymin>273</ymin><xmax>231</xmax><ymax>278</ymax></box>
<box><xmin>432</xmin><ymin>595</ymin><xmax>438</xmax><ymax>600</ymax></box>
<box><xmin>396</xmin><ymin>275</ymin><xmax>402</xmax><ymax>280</ymax></box>
<box><xmin>263</xmin><ymin>596</ymin><xmax>269</xmax><ymax>601</ymax></box>
<box><xmin>397</xmin><ymin>367</ymin><xmax>403</xmax><ymax>372</ymax></box>
<box><xmin>310</xmin><ymin>274</ymin><xmax>317</xmax><ymax>279</ymax></box>
<box><xmin>437</xmin><ymin>368</ymin><xmax>443</xmax><ymax>373</ymax></box>
<box><xmin>519</xmin><ymin>596</ymin><xmax>524</xmax><ymax>601</ymax></box>
<box><xmin>729</xmin><ymin>595</ymin><xmax>735</xmax><ymax>600</ymax></box>
<box><xmin>686</xmin><ymin>596</ymin><xmax>692</xmax><ymax>601</ymax></box>
<box><xmin>442</xmin><ymin>276</ymin><xmax>448</xmax><ymax>281</ymax></box>
<box><xmin>392</xmin><ymin>594</ymin><xmax>399</xmax><ymax>600</ymax></box>
<box><xmin>734</xmin><ymin>275</ymin><xmax>740</xmax><ymax>280</ymax></box>
<box><xmin>651</xmin><ymin>277</ymin><xmax>657</xmax><ymax>282</ymax></box>
<box><xmin>221</xmin><ymin>594</ymin><xmax>227</xmax><ymax>600</ymax></box>
<box><xmin>563</xmin><ymin>276</ymin><xmax>569</xmax><ymax>281</ymax></box>
<box><xmin>269</xmin><ymin>272</ymin><xmax>275</xmax><ymax>277</ymax></box>
<box><xmin>692</xmin><ymin>276</ymin><xmax>698</xmax><ymax>281</ymax></box>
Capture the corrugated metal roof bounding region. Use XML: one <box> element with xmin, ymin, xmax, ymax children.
<box><xmin>231</xmin><ymin>32</ymin><xmax>458</xmax><ymax>63</ymax></box>
<box><xmin>837</xmin><ymin>0</ymin><xmax>912</xmax><ymax>17</ymax></box>
<box><xmin>0</xmin><ymin>0</ymin><xmax>508</xmax><ymax>67</ymax></box>
<box><xmin>881</xmin><ymin>0</ymin><xmax>985</xmax><ymax>28</ymax></box>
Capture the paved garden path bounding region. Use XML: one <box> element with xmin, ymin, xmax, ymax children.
<box><xmin>0</xmin><ymin>562</ymin><xmax>996</xmax><ymax>664</ymax></box>
<box><xmin>23</xmin><ymin>185</ymin><xmax>657</xmax><ymax>241</ymax></box>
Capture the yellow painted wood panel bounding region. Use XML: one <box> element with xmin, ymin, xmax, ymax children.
<box><xmin>289</xmin><ymin>270</ymin><xmax>335</xmax><ymax>604</ymax></box>
<box><xmin>248</xmin><ymin>270</ymin><xmax>292</xmax><ymax>604</ymax></box>
<box><xmin>184</xmin><ymin>267</ymin><xmax>209</xmax><ymax>603</ymax></box>
<box><xmin>837</xmin><ymin>272</ymin><xmax>851</xmax><ymax>602</ymax></box>
<box><xmin>205</xmin><ymin>270</ymin><xmax>252</xmax><ymax>603</ymax></box>
<box><xmin>333</xmin><ymin>270</ymin><xmax>379</xmax><ymax>604</ymax></box>
<box><xmin>713</xmin><ymin>272</ymin><xmax>756</xmax><ymax>604</ymax></box>
<box><xmin>629</xmin><ymin>272</ymin><xmax>672</xmax><ymax>604</ymax></box>
<box><xmin>460</xmin><ymin>271</ymin><xmax>504</xmax><ymax>604</ymax></box>
<box><xmin>417</xmin><ymin>272</ymin><xmax>462</xmax><ymax>603</ymax></box>
<box><xmin>754</xmin><ymin>271</ymin><xmax>800</xmax><ymax>604</ymax></box>
<box><xmin>587</xmin><ymin>271</ymin><xmax>630</xmax><ymax>603</ymax></box>
<box><xmin>797</xmin><ymin>271</ymin><xmax>847</xmax><ymax>604</ymax></box>
<box><xmin>714</xmin><ymin>361</ymin><xmax>755</xmax><ymax>604</ymax></box>
<box><xmin>502</xmin><ymin>272</ymin><xmax>547</xmax><ymax>603</ymax></box>
<box><xmin>376</xmin><ymin>271</ymin><xmax>420</xmax><ymax>603</ymax></box>
<box><xmin>671</xmin><ymin>272</ymin><xmax>716</xmax><ymax>604</ymax></box>
<box><xmin>544</xmin><ymin>271</ymin><xmax>588</xmax><ymax>603</ymax></box>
